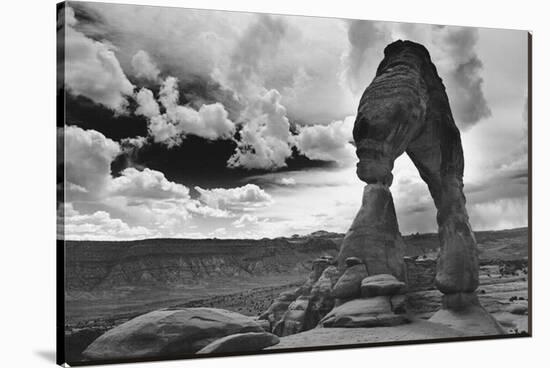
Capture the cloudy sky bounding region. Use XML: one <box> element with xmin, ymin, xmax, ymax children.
<box><xmin>57</xmin><ymin>2</ymin><xmax>528</xmax><ymax>240</ymax></box>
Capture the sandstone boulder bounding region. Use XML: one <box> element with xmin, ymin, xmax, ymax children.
<box><xmin>320</xmin><ymin>297</ymin><xmax>410</xmax><ymax>328</ymax></box>
<box><xmin>82</xmin><ymin>308</ymin><xmax>264</xmax><ymax>360</ymax></box>
<box><xmin>361</xmin><ymin>274</ymin><xmax>406</xmax><ymax>297</ymax></box>
<box><xmin>273</xmin><ymin>296</ymin><xmax>316</xmax><ymax>337</ymax></box>
<box><xmin>331</xmin><ymin>264</ymin><xmax>368</xmax><ymax>300</ymax></box>
<box><xmin>310</xmin><ymin>266</ymin><xmax>341</xmax><ymax>318</ymax></box>
<box><xmin>277</xmin><ymin>290</ymin><xmax>299</xmax><ymax>302</ymax></box>
<box><xmin>196</xmin><ymin>332</ymin><xmax>280</xmax><ymax>354</ymax></box>
<box><xmin>298</xmin><ymin>258</ymin><xmax>331</xmax><ymax>296</ymax></box>
<box><xmin>258</xmin><ymin>298</ymin><xmax>293</xmax><ymax>329</ymax></box>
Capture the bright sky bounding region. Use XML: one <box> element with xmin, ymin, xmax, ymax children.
<box><xmin>59</xmin><ymin>2</ymin><xmax>528</xmax><ymax>240</ymax></box>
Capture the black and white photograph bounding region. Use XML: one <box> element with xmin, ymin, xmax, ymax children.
<box><xmin>56</xmin><ymin>1</ymin><xmax>531</xmax><ymax>365</ymax></box>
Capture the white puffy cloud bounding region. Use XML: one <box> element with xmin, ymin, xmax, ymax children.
<box><xmin>61</xmin><ymin>204</ymin><xmax>155</xmax><ymax>240</ymax></box>
<box><xmin>231</xmin><ymin>214</ymin><xmax>267</xmax><ymax>228</ymax></box>
<box><xmin>110</xmin><ymin>168</ymin><xmax>190</xmax><ymax>199</ymax></box>
<box><xmin>135</xmin><ymin>88</ymin><xmax>160</xmax><ymax>118</ymax></box>
<box><xmin>195</xmin><ymin>184</ymin><xmax>273</xmax><ymax>211</ymax></box>
<box><xmin>144</xmin><ymin>77</ymin><xmax>236</xmax><ymax>145</ymax></box>
<box><xmin>131</xmin><ymin>50</ymin><xmax>161</xmax><ymax>82</ymax></box>
<box><xmin>295</xmin><ymin>116</ymin><xmax>356</xmax><ymax>165</ymax></box>
<box><xmin>64</xmin><ymin>126</ymin><xmax>121</xmax><ymax>199</ymax></box>
<box><xmin>228</xmin><ymin>89</ymin><xmax>293</xmax><ymax>170</ymax></box>
<box><xmin>63</xmin><ymin>7</ymin><xmax>134</xmax><ymax>113</ymax></box>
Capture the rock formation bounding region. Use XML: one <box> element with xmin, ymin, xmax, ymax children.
<box><xmin>341</xmin><ymin>39</ymin><xmax>502</xmax><ymax>332</ymax></box>
<box><xmin>82</xmin><ymin>308</ymin><xmax>266</xmax><ymax>360</ymax></box>
<box><xmin>320</xmin><ymin>273</ymin><xmax>409</xmax><ymax>328</ymax></box>
<box><xmin>196</xmin><ymin>332</ymin><xmax>280</xmax><ymax>354</ymax></box>
<box><xmin>259</xmin><ymin>39</ymin><xmax>504</xmax><ymax>338</ymax></box>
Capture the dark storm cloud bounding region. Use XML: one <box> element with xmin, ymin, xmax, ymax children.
<box><xmin>343</xmin><ymin>19</ymin><xmax>388</xmax><ymax>93</ymax></box>
<box><xmin>441</xmin><ymin>27</ymin><xmax>492</xmax><ymax>127</ymax></box>
<box><xmin>227</xmin><ymin>14</ymin><xmax>289</xmax><ymax>95</ymax></box>
<box><xmin>65</xmin><ymin>93</ymin><xmax>148</xmax><ymax>140</ymax></box>
<box><xmin>451</xmin><ymin>56</ymin><xmax>491</xmax><ymax>125</ymax></box>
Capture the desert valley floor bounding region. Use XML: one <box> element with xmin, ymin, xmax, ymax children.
<box><xmin>63</xmin><ymin>227</ymin><xmax>529</xmax><ymax>362</ymax></box>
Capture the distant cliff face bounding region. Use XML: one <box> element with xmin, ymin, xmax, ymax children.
<box><xmin>63</xmin><ymin>228</ymin><xmax>528</xmax><ymax>292</ymax></box>
<box><xmin>64</xmin><ymin>236</ymin><xmax>342</xmax><ymax>291</ymax></box>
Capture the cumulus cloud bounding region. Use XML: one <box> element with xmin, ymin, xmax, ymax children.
<box><xmin>228</xmin><ymin>89</ymin><xmax>293</xmax><ymax>170</ymax></box>
<box><xmin>63</xmin><ymin>6</ymin><xmax>135</xmax><ymax>113</ymax></box>
<box><xmin>61</xmin><ymin>127</ymin><xmax>243</xmax><ymax>239</ymax></box>
<box><xmin>146</xmin><ymin>77</ymin><xmax>236</xmax><ymax>145</ymax></box>
<box><xmin>231</xmin><ymin>214</ymin><xmax>268</xmax><ymax>229</ymax></box>
<box><xmin>135</xmin><ymin>88</ymin><xmax>160</xmax><ymax>118</ymax></box>
<box><xmin>64</xmin><ymin>125</ymin><xmax>121</xmax><ymax>198</ymax></box>
<box><xmin>61</xmin><ymin>204</ymin><xmax>154</xmax><ymax>240</ymax></box>
<box><xmin>295</xmin><ymin>116</ymin><xmax>356</xmax><ymax>165</ymax></box>
<box><xmin>131</xmin><ymin>50</ymin><xmax>161</xmax><ymax>82</ymax></box>
<box><xmin>223</xmin><ymin>15</ymin><xmax>288</xmax><ymax>97</ymax></box>
<box><xmin>110</xmin><ymin>168</ymin><xmax>190</xmax><ymax>199</ymax></box>
<box><xmin>195</xmin><ymin>184</ymin><xmax>273</xmax><ymax>211</ymax></box>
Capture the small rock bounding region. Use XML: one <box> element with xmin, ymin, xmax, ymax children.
<box><xmin>197</xmin><ymin>332</ymin><xmax>280</xmax><ymax>354</ymax></box>
<box><xmin>361</xmin><ymin>274</ymin><xmax>406</xmax><ymax>297</ymax></box>
<box><xmin>278</xmin><ymin>290</ymin><xmax>298</xmax><ymax>302</ymax></box>
<box><xmin>506</xmin><ymin>300</ymin><xmax>528</xmax><ymax>315</ymax></box>
<box><xmin>390</xmin><ymin>294</ymin><xmax>407</xmax><ymax>314</ymax></box>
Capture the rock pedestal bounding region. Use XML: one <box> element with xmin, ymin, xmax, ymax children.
<box><xmin>337</xmin><ymin>184</ymin><xmax>406</xmax><ymax>281</ymax></box>
<box><xmin>320</xmin><ymin>274</ymin><xmax>409</xmax><ymax>328</ymax></box>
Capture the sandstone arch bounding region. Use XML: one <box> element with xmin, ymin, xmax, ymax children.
<box><xmin>337</xmin><ymin>40</ymin><xmax>480</xmax><ymax>305</ymax></box>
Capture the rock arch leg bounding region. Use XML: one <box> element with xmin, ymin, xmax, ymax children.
<box><xmin>406</xmin><ymin>126</ymin><xmax>479</xmax><ymax>300</ymax></box>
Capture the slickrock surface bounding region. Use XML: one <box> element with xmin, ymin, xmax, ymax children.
<box><xmin>267</xmin><ymin>320</ymin><xmax>466</xmax><ymax>350</ymax></box>
<box><xmin>83</xmin><ymin>308</ymin><xmax>264</xmax><ymax>360</ymax></box>
<box><xmin>197</xmin><ymin>332</ymin><xmax>280</xmax><ymax>354</ymax></box>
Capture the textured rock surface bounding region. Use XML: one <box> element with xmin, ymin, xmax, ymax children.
<box><xmin>267</xmin><ymin>320</ymin><xmax>466</xmax><ymax>350</ymax></box>
<box><xmin>273</xmin><ymin>296</ymin><xmax>316</xmax><ymax>337</ymax></box>
<box><xmin>197</xmin><ymin>332</ymin><xmax>280</xmax><ymax>354</ymax></box>
<box><xmin>506</xmin><ymin>300</ymin><xmax>528</xmax><ymax>315</ymax></box>
<box><xmin>82</xmin><ymin>308</ymin><xmax>264</xmax><ymax>360</ymax></box>
<box><xmin>346</xmin><ymin>40</ymin><xmax>481</xmax><ymax>300</ymax></box>
<box><xmin>337</xmin><ymin>184</ymin><xmax>406</xmax><ymax>280</ymax></box>
<box><xmin>331</xmin><ymin>264</ymin><xmax>368</xmax><ymax>300</ymax></box>
<box><xmin>429</xmin><ymin>305</ymin><xmax>505</xmax><ymax>336</ymax></box>
<box><xmin>345</xmin><ymin>257</ymin><xmax>363</xmax><ymax>267</ymax></box>
<box><xmin>320</xmin><ymin>297</ymin><xmax>410</xmax><ymax>328</ymax></box>
<box><xmin>310</xmin><ymin>266</ymin><xmax>341</xmax><ymax>317</ymax></box>
<box><xmin>361</xmin><ymin>274</ymin><xmax>406</xmax><ymax>297</ymax></box>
